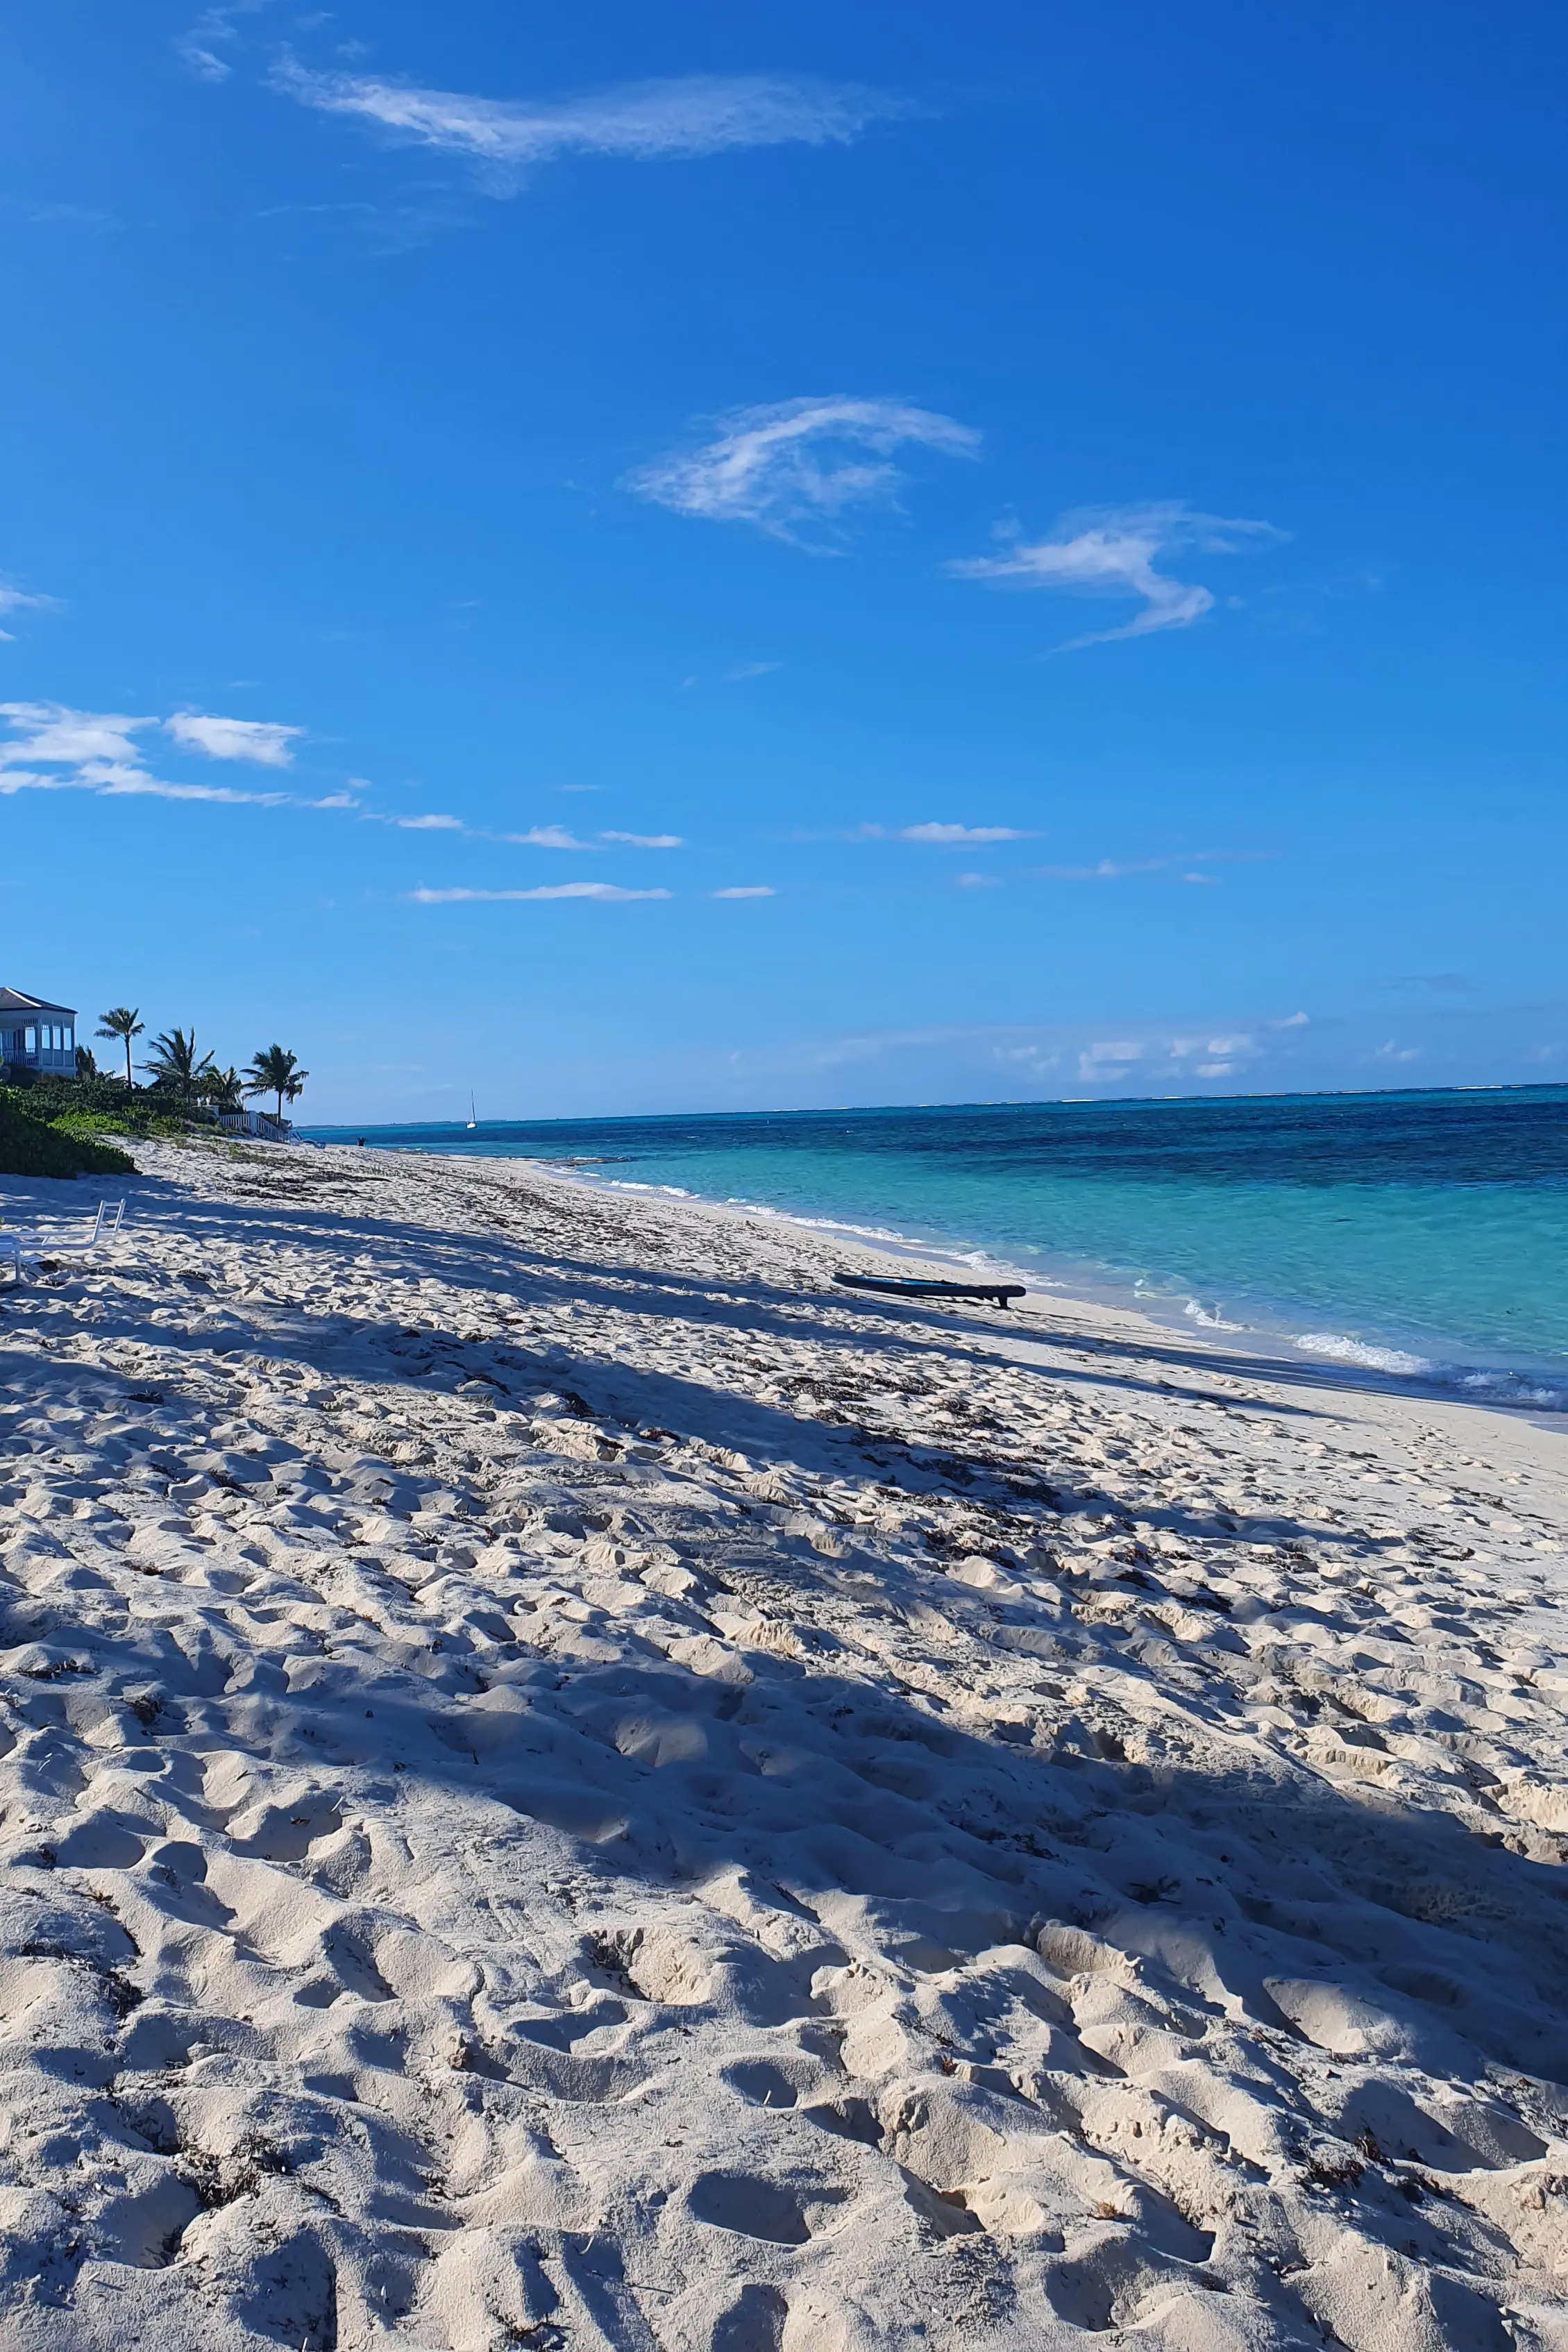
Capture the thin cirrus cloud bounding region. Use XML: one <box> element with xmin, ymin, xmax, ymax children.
<box><xmin>410</xmin><ymin>821</ymin><xmax>682</xmax><ymax>850</ymax></box>
<box><xmin>371</xmin><ymin>812</ymin><xmax>684</xmax><ymax>848</ymax></box>
<box><xmin>165</xmin><ymin>711</ymin><xmax>304</xmax><ymax>767</ymax></box>
<box><xmin>625</xmin><ymin>397</ymin><xmax>979</xmax><ymax>547</ymax></box>
<box><xmin>0</xmin><ymin>582</ymin><xmax>60</xmax><ymax>641</ymax></box>
<box><xmin>505</xmin><ymin>825</ymin><xmax>593</xmax><ymax>849</ymax></box>
<box><xmin>410</xmin><ymin>884</ymin><xmax>672</xmax><ymax>904</ymax></box>
<box><xmin>711</xmin><ymin>886</ymin><xmax>775</xmax><ymax>898</ymax></box>
<box><xmin>272</xmin><ymin>60</ymin><xmax>904</xmax><ymax>192</ymax></box>
<box><xmin>891</xmin><ymin>822</ymin><xmax>1033</xmax><ymax>845</ymax></box>
<box><xmin>952</xmin><ymin>503</ymin><xmax>1284</xmax><ymax>649</ymax></box>
<box><xmin>1036</xmin><ymin>849</ymin><xmax>1268</xmax><ymax>882</ymax></box>
<box><xmin>176</xmin><ymin>2</ymin><xmax>266</xmax><ymax>84</ymax></box>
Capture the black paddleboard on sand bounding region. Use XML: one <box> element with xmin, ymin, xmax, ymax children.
<box><xmin>834</xmin><ymin>1272</ymin><xmax>1026</xmax><ymax>1309</ymax></box>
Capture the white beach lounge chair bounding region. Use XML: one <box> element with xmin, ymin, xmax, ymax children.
<box><xmin>1</xmin><ymin>1199</ymin><xmax>126</xmax><ymax>1280</ymax></box>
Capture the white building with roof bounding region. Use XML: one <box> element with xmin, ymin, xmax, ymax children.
<box><xmin>0</xmin><ymin>989</ymin><xmax>78</xmax><ymax>1080</ymax></box>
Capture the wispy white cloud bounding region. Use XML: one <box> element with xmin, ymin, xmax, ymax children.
<box><xmin>952</xmin><ymin>503</ymin><xmax>1283</xmax><ymax>649</ymax></box>
<box><xmin>410</xmin><ymin>883</ymin><xmax>672</xmax><ymax>904</ymax></box>
<box><xmin>625</xmin><ymin>396</ymin><xmax>979</xmax><ymax>546</ymax></box>
<box><xmin>0</xmin><ymin>699</ymin><xmax>691</xmax><ymax>864</ymax></box>
<box><xmin>177</xmin><ymin>3</ymin><xmax>268</xmax><ymax>83</ymax></box>
<box><xmin>1040</xmin><ymin>857</ymin><xmax>1165</xmax><ymax>880</ymax></box>
<box><xmin>166</xmin><ymin>711</ymin><xmax>304</xmax><ymax>766</ymax></box>
<box><xmin>505</xmin><ymin>824</ymin><xmax>592</xmax><ymax>849</ymax></box>
<box><xmin>727</xmin><ymin>660</ymin><xmax>782</xmax><ymax>681</ymax></box>
<box><xmin>0</xmin><ymin>700</ymin><xmax>314</xmax><ymax>812</ymax></box>
<box><xmin>0</xmin><ymin>703</ymin><xmax>153</xmax><ymax>767</ymax></box>
<box><xmin>805</xmin><ymin>1015</ymin><xmax>1302</xmax><ymax>1086</ymax></box>
<box><xmin>711</xmin><ymin>885</ymin><xmax>775</xmax><ymax>898</ymax></box>
<box><xmin>891</xmin><ymin>821</ymin><xmax>1031</xmax><ymax>845</ymax></box>
<box><xmin>955</xmin><ymin>872</ymin><xmax>999</xmax><ymax>889</ymax></box>
<box><xmin>1072</xmin><ymin>1030</ymin><xmax>1263</xmax><ymax>1085</ymax></box>
<box><xmin>1159</xmin><ymin>1030</ymin><xmax>1263</xmax><ymax>1082</ymax></box>
<box><xmin>1076</xmin><ymin>1042</ymin><xmax>1145</xmax><ymax>1082</ymax></box>
<box><xmin>181</xmin><ymin>43</ymin><xmax>232</xmax><ymax>83</ymax></box>
<box><xmin>1</xmin><ymin>198</ymin><xmax>113</xmax><ymax>231</ymax></box>
<box><xmin>382</xmin><ymin>814</ymin><xmax>680</xmax><ymax>852</ymax></box>
<box><xmin>83</xmin><ymin>766</ymin><xmax>285</xmax><ymax>806</ymax></box>
<box><xmin>995</xmin><ymin>1044</ymin><xmax>1062</xmax><ymax>1075</ymax></box>
<box><xmin>273</xmin><ymin>62</ymin><xmax>903</xmax><ymax>192</ymax></box>
<box><xmin>1036</xmin><ymin>848</ymin><xmax>1268</xmax><ymax>882</ymax></box>
<box><xmin>0</xmin><ymin>761</ymin><xmax>285</xmax><ymax>808</ymax></box>
<box><xmin>0</xmin><ymin>583</ymin><xmax>61</xmax><ymax>641</ymax></box>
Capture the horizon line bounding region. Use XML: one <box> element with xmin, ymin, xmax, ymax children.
<box><xmin>297</xmin><ymin>1075</ymin><xmax>1567</xmax><ymax>1131</ymax></box>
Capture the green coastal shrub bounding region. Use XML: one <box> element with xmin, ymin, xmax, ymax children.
<box><xmin>0</xmin><ymin>1094</ymin><xmax>135</xmax><ymax>1179</ymax></box>
<box><xmin>3</xmin><ymin>1074</ymin><xmax>193</xmax><ymax>1138</ymax></box>
<box><xmin>49</xmin><ymin>1111</ymin><xmax>129</xmax><ymax>1137</ymax></box>
<box><xmin>51</xmin><ymin>1110</ymin><xmax>183</xmax><ymax>1141</ymax></box>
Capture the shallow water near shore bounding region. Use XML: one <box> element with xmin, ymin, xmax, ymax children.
<box><xmin>307</xmin><ymin>1085</ymin><xmax>1568</xmax><ymax>1409</ymax></box>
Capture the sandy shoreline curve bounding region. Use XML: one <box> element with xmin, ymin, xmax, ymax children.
<box><xmin>2</xmin><ymin>1134</ymin><xmax>1567</xmax><ymax>2349</ymax></box>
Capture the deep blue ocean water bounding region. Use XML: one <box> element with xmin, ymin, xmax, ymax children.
<box><xmin>304</xmin><ymin>1089</ymin><xmax>1568</xmax><ymax>1411</ymax></box>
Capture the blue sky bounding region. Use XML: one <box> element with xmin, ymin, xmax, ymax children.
<box><xmin>3</xmin><ymin>1</ymin><xmax>1565</xmax><ymax>1120</ymax></box>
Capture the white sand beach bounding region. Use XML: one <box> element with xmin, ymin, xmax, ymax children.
<box><xmin>3</xmin><ymin>1136</ymin><xmax>1568</xmax><ymax>2351</ymax></box>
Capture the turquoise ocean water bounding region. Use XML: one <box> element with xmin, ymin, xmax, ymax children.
<box><xmin>305</xmin><ymin>1089</ymin><xmax>1568</xmax><ymax>1412</ymax></box>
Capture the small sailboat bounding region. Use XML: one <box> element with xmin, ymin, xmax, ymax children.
<box><xmin>466</xmin><ymin>1091</ymin><xmax>478</xmax><ymax>1131</ymax></box>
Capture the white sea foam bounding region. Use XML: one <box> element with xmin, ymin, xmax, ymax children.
<box><xmin>1296</xmin><ymin>1332</ymin><xmax>1434</xmax><ymax>1374</ymax></box>
<box><xmin>1295</xmin><ymin>1332</ymin><xmax>1568</xmax><ymax>1409</ymax></box>
<box><xmin>1183</xmin><ymin>1298</ymin><xmax>1246</xmax><ymax>1332</ymax></box>
<box><xmin>1453</xmin><ymin>1368</ymin><xmax>1568</xmax><ymax>1411</ymax></box>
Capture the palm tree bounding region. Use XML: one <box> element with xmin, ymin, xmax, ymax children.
<box><xmin>201</xmin><ymin>1063</ymin><xmax>243</xmax><ymax>1114</ymax></box>
<box><xmin>244</xmin><ymin>1045</ymin><xmax>308</xmax><ymax>1125</ymax></box>
<box><xmin>96</xmin><ymin>1006</ymin><xmax>144</xmax><ymax>1091</ymax></box>
<box><xmin>144</xmin><ymin>1026</ymin><xmax>216</xmax><ymax>1104</ymax></box>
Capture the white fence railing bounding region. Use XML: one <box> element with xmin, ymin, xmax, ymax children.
<box><xmin>214</xmin><ymin>1110</ymin><xmax>292</xmax><ymax>1139</ymax></box>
